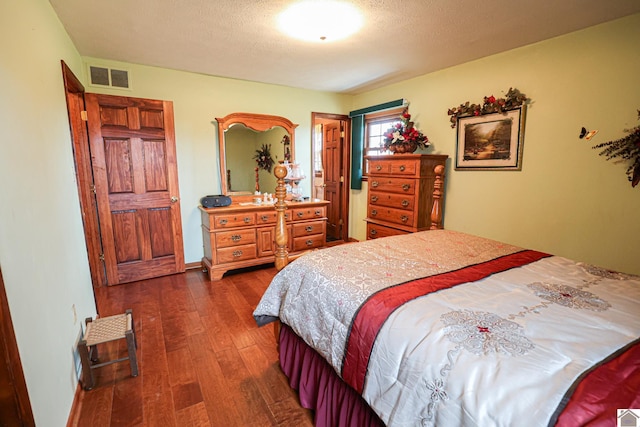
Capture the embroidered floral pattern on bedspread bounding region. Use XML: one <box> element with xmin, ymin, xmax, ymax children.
<box><xmin>422</xmin><ymin>310</ymin><xmax>534</xmax><ymax>423</ymax></box>
<box><xmin>441</xmin><ymin>310</ymin><xmax>534</xmax><ymax>356</ymax></box>
<box><xmin>528</xmin><ymin>282</ymin><xmax>611</xmax><ymax>311</ymax></box>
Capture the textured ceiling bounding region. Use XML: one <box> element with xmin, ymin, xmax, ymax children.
<box><xmin>49</xmin><ymin>0</ymin><xmax>640</xmax><ymax>94</ymax></box>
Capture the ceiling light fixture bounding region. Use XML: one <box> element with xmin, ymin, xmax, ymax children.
<box><xmin>278</xmin><ymin>1</ymin><xmax>363</xmax><ymax>42</ymax></box>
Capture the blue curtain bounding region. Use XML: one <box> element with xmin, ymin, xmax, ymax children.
<box><xmin>349</xmin><ymin>99</ymin><xmax>405</xmax><ymax>190</ymax></box>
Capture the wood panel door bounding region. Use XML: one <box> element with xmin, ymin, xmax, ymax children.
<box><xmin>323</xmin><ymin>123</ymin><xmax>342</xmax><ymax>241</ymax></box>
<box><xmin>85</xmin><ymin>94</ymin><xmax>184</xmax><ymax>285</ymax></box>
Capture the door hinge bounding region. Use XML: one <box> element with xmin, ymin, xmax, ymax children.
<box><xmin>338</xmin><ymin>219</ymin><xmax>343</xmax><ymax>225</ymax></box>
<box><xmin>80</xmin><ymin>110</ymin><xmax>88</xmax><ymax>121</ymax></box>
<box><xmin>90</xmin><ymin>184</ymin><xmax>96</xmax><ymax>194</ymax></box>
<box><xmin>98</xmin><ymin>253</ymin><xmax>105</xmax><ymax>262</ymax></box>
<box><xmin>340</xmin><ymin>176</ymin><xmax>344</xmax><ymax>183</ymax></box>
<box><xmin>340</xmin><ymin>131</ymin><xmax>345</xmax><ymax>138</ymax></box>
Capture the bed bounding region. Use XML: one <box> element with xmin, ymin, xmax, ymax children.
<box><xmin>253</xmin><ymin>164</ymin><xmax>640</xmax><ymax>426</ymax></box>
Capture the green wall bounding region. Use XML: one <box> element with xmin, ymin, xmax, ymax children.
<box><xmin>351</xmin><ymin>13</ymin><xmax>640</xmax><ymax>275</ymax></box>
<box><xmin>81</xmin><ymin>57</ymin><xmax>352</xmax><ymax>265</ymax></box>
<box><xmin>0</xmin><ymin>0</ymin><xmax>96</xmax><ymax>425</ymax></box>
<box><xmin>1</xmin><ymin>2</ymin><xmax>638</xmax><ymax>425</ymax></box>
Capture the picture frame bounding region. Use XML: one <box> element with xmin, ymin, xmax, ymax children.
<box><xmin>455</xmin><ymin>106</ymin><xmax>526</xmax><ymax>170</ymax></box>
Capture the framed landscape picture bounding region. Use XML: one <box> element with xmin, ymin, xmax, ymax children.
<box><xmin>455</xmin><ymin>106</ymin><xmax>526</xmax><ymax>170</ymax></box>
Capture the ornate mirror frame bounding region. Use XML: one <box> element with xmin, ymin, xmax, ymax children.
<box><xmin>216</xmin><ymin>112</ymin><xmax>298</xmax><ymax>196</ymax></box>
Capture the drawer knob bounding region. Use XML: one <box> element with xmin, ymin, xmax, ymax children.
<box><xmin>371</xmin><ymin>195</ymin><xmax>378</xmax><ymax>202</ymax></box>
<box><xmin>370</xmin><ymin>229</ymin><xmax>377</xmax><ymax>236</ymax></box>
<box><xmin>314</xmin><ymin>210</ymin><xmax>321</xmax><ymax>216</ymax></box>
<box><xmin>399</xmin><ymin>165</ymin><xmax>406</xmax><ymax>172</ymax></box>
<box><xmin>243</xmin><ymin>217</ymin><xmax>251</xmax><ymax>223</ymax></box>
<box><xmin>401</xmin><ymin>200</ymin><xmax>409</xmax><ymax>207</ymax></box>
<box><xmin>297</xmin><ymin>211</ymin><xmax>304</xmax><ymax>218</ymax></box>
<box><xmin>402</xmin><ymin>184</ymin><xmax>410</xmax><ymax>191</ymax></box>
<box><xmin>232</xmin><ymin>250</ymin><xmax>243</xmax><ymax>257</ymax></box>
<box><xmin>219</xmin><ymin>219</ymin><xmax>228</xmax><ymax>225</ymax></box>
<box><xmin>371</xmin><ymin>209</ymin><xmax>378</xmax><ymax>216</ymax></box>
<box><xmin>306</xmin><ymin>239</ymin><xmax>313</xmax><ymax>246</ymax></box>
<box><xmin>305</xmin><ymin>226</ymin><xmax>313</xmax><ymax>232</ymax></box>
<box><xmin>401</xmin><ymin>215</ymin><xmax>409</xmax><ymax>223</ymax></box>
<box><xmin>231</xmin><ymin>234</ymin><xmax>241</xmax><ymax>242</ymax></box>
<box><xmin>375</xmin><ymin>165</ymin><xmax>382</xmax><ymax>171</ymax></box>
<box><xmin>371</xmin><ymin>181</ymin><xmax>379</xmax><ymax>188</ymax></box>
<box><xmin>261</xmin><ymin>215</ymin><xmax>269</xmax><ymax>221</ymax></box>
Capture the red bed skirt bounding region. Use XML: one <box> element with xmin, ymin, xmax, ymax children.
<box><xmin>279</xmin><ymin>323</ymin><xmax>385</xmax><ymax>427</ymax></box>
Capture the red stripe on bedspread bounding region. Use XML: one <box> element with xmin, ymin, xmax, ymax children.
<box><xmin>341</xmin><ymin>249</ymin><xmax>551</xmax><ymax>394</ymax></box>
<box><xmin>554</xmin><ymin>339</ymin><xmax>640</xmax><ymax>427</ymax></box>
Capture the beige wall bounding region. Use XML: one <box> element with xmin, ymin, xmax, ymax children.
<box><xmin>350</xmin><ymin>13</ymin><xmax>640</xmax><ymax>275</ymax></box>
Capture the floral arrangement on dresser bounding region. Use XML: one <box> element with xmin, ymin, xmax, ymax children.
<box><xmin>447</xmin><ymin>87</ymin><xmax>528</xmax><ymax>128</ymax></box>
<box><xmin>254</xmin><ymin>143</ymin><xmax>275</xmax><ymax>172</ymax></box>
<box><xmin>383</xmin><ymin>109</ymin><xmax>430</xmax><ymax>154</ymax></box>
<box><xmin>590</xmin><ymin>109</ymin><xmax>640</xmax><ymax>187</ymax></box>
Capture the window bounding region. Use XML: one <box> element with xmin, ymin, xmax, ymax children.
<box><xmin>363</xmin><ymin>108</ymin><xmax>403</xmax><ymax>157</ymax></box>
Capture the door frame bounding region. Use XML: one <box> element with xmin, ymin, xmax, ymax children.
<box><xmin>61</xmin><ymin>61</ymin><xmax>106</xmax><ymax>288</ymax></box>
<box><xmin>311</xmin><ymin>112</ymin><xmax>351</xmax><ymax>244</ymax></box>
<box><xmin>0</xmin><ymin>266</ymin><xmax>35</xmax><ymax>426</ymax></box>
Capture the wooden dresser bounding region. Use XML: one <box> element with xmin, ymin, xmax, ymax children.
<box><xmin>200</xmin><ymin>199</ymin><xmax>329</xmax><ymax>280</ymax></box>
<box><xmin>365</xmin><ymin>154</ymin><xmax>447</xmax><ymax>239</ymax></box>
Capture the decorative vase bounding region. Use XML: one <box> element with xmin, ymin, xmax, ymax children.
<box><xmin>388</xmin><ymin>141</ymin><xmax>418</xmax><ymax>154</ymax></box>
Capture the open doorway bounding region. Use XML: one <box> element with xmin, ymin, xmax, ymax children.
<box><xmin>311</xmin><ymin>112</ymin><xmax>351</xmax><ymax>245</ymax></box>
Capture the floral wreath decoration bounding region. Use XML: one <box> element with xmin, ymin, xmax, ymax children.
<box><xmin>590</xmin><ymin>110</ymin><xmax>640</xmax><ymax>187</ymax></box>
<box><xmin>447</xmin><ymin>87</ymin><xmax>528</xmax><ymax>128</ymax></box>
<box><xmin>382</xmin><ymin>109</ymin><xmax>430</xmax><ymax>153</ymax></box>
<box><xmin>254</xmin><ymin>143</ymin><xmax>275</xmax><ymax>172</ymax></box>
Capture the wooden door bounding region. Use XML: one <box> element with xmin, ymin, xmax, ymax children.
<box><xmin>323</xmin><ymin>123</ymin><xmax>342</xmax><ymax>241</ymax></box>
<box><xmin>61</xmin><ymin>61</ymin><xmax>106</xmax><ymax>288</ymax></box>
<box><xmin>0</xmin><ymin>267</ymin><xmax>35</xmax><ymax>426</ymax></box>
<box><xmin>85</xmin><ymin>94</ymin><xmax>185</xmax><ymax>285</ymax></box>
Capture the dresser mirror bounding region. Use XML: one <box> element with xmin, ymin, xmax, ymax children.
<box><xmin>216</xmin><ymin>112</ymin><xmax>297</xmax><ymax>196</ymax></box>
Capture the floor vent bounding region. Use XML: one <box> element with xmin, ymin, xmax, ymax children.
<box><xmin>88</xmin><ymin>65</ymin><xmax>131</xmax><ymax>89</ymax></box>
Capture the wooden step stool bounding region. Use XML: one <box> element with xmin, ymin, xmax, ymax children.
<box><xmin>77</xmin><ymin>309</ymin><xmax>138</xmax><ymax>390</ymax></box>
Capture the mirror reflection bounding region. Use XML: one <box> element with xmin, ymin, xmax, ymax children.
<box><xmin>216</xmin><ymin>113</ymin><xmax>297</xmax><ymax>196</ymax></box>
<box><xmin>225</xmin><ymin>125</ymin><xmax>288</xmax><ymax>193</ymax></box>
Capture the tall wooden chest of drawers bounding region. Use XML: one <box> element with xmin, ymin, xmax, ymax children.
<box><xmin>365</xmin><ymin>154</ymin><xmax>447</xmax><ymax>240</ymax></box>
<box><xmin>200</xmin><ymin>199</ymin><xmax>329</xmax><ymax>280</ymax></box>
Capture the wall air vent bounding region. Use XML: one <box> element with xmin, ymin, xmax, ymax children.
<box><xmin>88</xmin><ymin>65</ymin><xmax>131</xmax><ymax>90</ymax></box>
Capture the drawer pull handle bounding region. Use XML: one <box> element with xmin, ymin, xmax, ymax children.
<box><xmin>297</xmin><ymin>211</ymin><xmax>304</xmax><ymax>218</ymax></box>
<box><xmin>402</xmin><ymin>184</ymin><xmax>411</xmax><ymax>191</ymax></box>
<box><xmin>399</xmin><ymin>165</ymin><xmax>406</xmax><ymax>171</ymax></box>
<box><xmin>375</xmin><ymin>165</ymin><xmax>382</xmax><ymax>171</ymax></box>
<box><xmin>370</xmin><ymin>229</ymin><xmax>377</xmax><ymax>236</ymax></box>
<box><xmin>371</xmin><ymin>181</ymin><xmax>379</xmax><ymax>188</ymax></box>
<box><xmin>305</xmin><ymin>226</ymin><xmax>313</xmax><ymax>232</ymax></box>
<box><xmin>401</xmin><ymin>215</ymin><xmax>409</xmax><ymax>223</ymax></box>
<box><xmin>401</xmin><ymin>200</ymin><xmax>409</xmax><ymax>207</ymax></box>
<box><xmin>243</xmin><ymin>217</ymin><xmax>251</xmax><ymax>223</ymax></box>
<box><xmin>371</xmin><ymin>209</ymin><xmax>378</xmax><ymax>216</ymax></box>
<box><xmin>219</xmin><ymin>219</ymin><xmax>228</xmax><ymax>225</ymax></box>
<box><xmin>371</xmin><ymin>195</ymin><xmax>378</xmax><ymax>202</ymax></box>
<box><xmin>232</xmin><ymin>250</ymin><xmax>243</xmax><ymax>257</ymax></box>
<box><xmin>306</xmin><ymin>239</ymin><xmax>314</xmax><ymax>246</ymax></box>
<box><xmin>261</xmin><ymin>215</ymin><xmax>269</xmax><ymax>221</ymax></box>
<box><xmin>231</xmin><ymin>234</ymin><xmax>241</xmax><ymax>242</ymax></box>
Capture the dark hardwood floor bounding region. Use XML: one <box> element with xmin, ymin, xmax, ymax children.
<box><xmin>70</xmin><ymin>265</ymin><xmax>314</xmax><ymax>427</ymax></box>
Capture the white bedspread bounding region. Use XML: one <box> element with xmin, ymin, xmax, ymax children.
<box><xmin>253</xmin><ymin>230</ymin><xmax>640</xmax><ymax>426</ymax></box>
